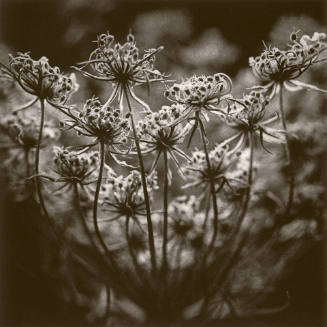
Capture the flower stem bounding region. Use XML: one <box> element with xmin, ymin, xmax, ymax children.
<box><xmin>93</xmin><ymin>141</ymin><xmax>113</xmax><ymax>259</ymax></box>
<box><xmin>123</xmin><ymin>85</ymin><xmax>157</xmax><ymax>275</ymax></box>
<box><xmin>35</xmin><ymin>98</ymin><xmax>52</xmax><ymax>224</ymax></box>
<box><xmin>200</xmin><ymin>131</ymin><xmax>255</xmax><ymax>318</ymax></box>
<box><xmin>234</xmin><ymin>131</ymin><xmax>254</xmax><ymax>231</ymax></box>
<box><xmin>125</xmin><ymin>215</ymin><xmax>148</xmax><ymax>284</ymax></box>
<box><xmin>162</xmin><ymin>150</ymin><xmax>169</xmax><ymax>280</ymax></box>
<box><xmin>198</xmin><ymin>118</ymin><xmax>219</xmax><ymax>253</ymax></box>
<box><xmin>279</xmin><ymin>84</ymin><xmax>294</xmax><ymax>218</ymax></box>
<box><xmin>24</xmin><ymin>148</ymin><xmax>30</xmax><ymax>177</ymax></box>
<box><xmin>73</xmin><ymin>183</ymin><xmax>98</xmax><ymax>251</ymax></box>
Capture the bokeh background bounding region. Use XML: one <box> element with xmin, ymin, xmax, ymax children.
<box><xmin>0</xmin><ymin>0</ymin><xmax>326</xmax><ymax>326</ymax></box>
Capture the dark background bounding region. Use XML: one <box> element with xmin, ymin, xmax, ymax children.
<box><xmin>0</xmin><ymin>0</ymin><xmax>326</xmax><ymax>326</ymax></box>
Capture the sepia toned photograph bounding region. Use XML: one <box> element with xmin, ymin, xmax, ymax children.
<box><xmin>0</xmin><ymin>0</ymin><xmax>326</xmax><ymax>326</ymax></box>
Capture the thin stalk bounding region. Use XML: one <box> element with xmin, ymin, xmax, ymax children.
<box><xmin>24</xmin><ymin>148</ymin><xmax>30</xmax><ymax>177</ymax></box>
<box><xmin>162</xmin><ymin>150</ymin><xmax>169</xmax><ymax>280</ymax></box>
<box><xmin>93</xmin><ymin>141</ymin><xmax>113</xmax><ymax>259</ymax></box>
<box><xmin>35</xmin><ymin>98</ymin><xmax>52</xmax><ymax>224</ymax></box>
<box><xmin>279</xmin><ymin>84</ymin><xmax>294</xmax><ymax>219</ymax></box>
<box><xmin>199</xmin><ymin>131</ymin><xmax>255</xmax><ymax>318</ymax></box>
<box><xmin>73</xmin><ymin>183</ymin><xmax>98</xmax><ymax>251</ymax></box>
<box><xmin>198</xmin><ymin>118</ymin><xmax>219</xmax><ymax>253</ymax></box>
<box><xmin>234</xmin><ymin>131</ymin><xmax>254</xmax><ymax>232</ymax></box>
<box><xmin>123</xmin><ymin>85</ymin><xmax>157</xmax><ymax>275</ymax></box>
<box><xmin>125</xmin><ymin>215</ymin><xmax>148</xmax><ymax>285</ymax></box>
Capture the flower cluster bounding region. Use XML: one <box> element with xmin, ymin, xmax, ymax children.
<box><xmin>219</xmin><ymin>91</ymin><xmax>284</xmax><ymax>152</ymax></box>
<box><xmin>164</xmin><ymin>73</ymin><xmax>232</xmax><ymax>111</ymax></box>
<box><xmin>65</xmin><ymin>97</ymin><xmax>130</xmax><ymax>145</ymax></box>
<box><xmin>75</xmin><ymin>31</ymin><xmax>165</xmax><ymax>89</ymax></box>
<box><xmin>0</xmin><ymin>26</ymin><xmax>324</xmax><ymax>325</ymax></box>
<box><xmin>4</xmin><ymin>53</ymin><xmax>78</xmax><ymax>103</ymax></box>
<box><xmin>101</xmin><ymin>170</ymin><xmax>158</xmax><ymax>220</ymax></box>
<box><xmin>182</xmin><ymin>143</ymin><xmax>240</xmax><ymax>190</ymax></box>
<box><xmin>53</xmin><ymin>146</ymin><xmax>99</xmax><ymax>185</ymax></box>
<box><xmin>249</xmin><ymin>32</ymin><xmax>327</xmax><ymax>97</ymax></box>
<box><xmin>0</xmin><ymin>114</ymin><xmax>59</xmax><ymax>149</ymax></box>
<box><xmin>136</xmin><ymin>103</ymin><xmax>191</xmax><ymax>170</ymax></box>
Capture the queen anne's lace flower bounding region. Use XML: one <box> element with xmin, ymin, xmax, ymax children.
<box><xmin>182</xmin><ymin>143</ymin><xmax>240</xmax><ymax>191</ymax></box>
<box><xmin>74</xmin><ymin>31</ymin><xmax>166</xmax><ymax>109</ymax></box>
<box><xmin>100</xmin><ymin>170</ymin><xmax>158</xmax><ymax>220</ymax></box>
<box><xmin>1</xmin><ymin>53</ymin><xmax>78</xmax><ymax>104</ymax></box>
<box><xmin>64</xmin><ymin>97</ymin><xmax>130</xmax><ymax>146</ymax></box>
<box><xmin>249</xmin><ymin>32</ymin><xmax>327</xmax><ymax>98</ymax></box>
<box><xmin>53</xmin><ymin>147</ymin><xmax>99</xmax><ymax>185</ymax></box>
<box><xmin>136</xmin><ymin>103</ymin><xmax>191</xmax><ymax>171</ymax></box>
<box><xmin>219</xmin><ymin>91</ymin><xmax>285</xmax><ymax>152</ymax></box>
<box><xmin>164</xmin><ymin>73</ymin><xmax>232</xmax><ymax>121</ymax></box>
<box><xmin>0</xmin><ymin>114</ymin><xmax>59</xmax><ymax>149</ymax></box>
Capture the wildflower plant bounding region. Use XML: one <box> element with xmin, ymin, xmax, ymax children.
<box><xmin>101</xmin><ymin>170</ymin><xmax>158</xmax><ymax>222</ymax></box>
<box><xmin>249</xmin><ymin>31</ymin><xmax>327</xmax><ymax>98</ymax></box>
<box><xmin>52</xmin><ymin>147</ymin><xmax>99</xmax><ymax>188</ymax></box>
<box><xmin>0</xmin><ymin>27</ymin><xmax>325</xmax><ymax>326</ymax></box>
<box><xmin>136</xmin><ymin>103</ymin><xmax>192</xmax><ymax>173</ymax></box>
<box><xmin>248</xmin><ymin>31</ymin><xmax>327</xmax><ymax>220</ymax></box>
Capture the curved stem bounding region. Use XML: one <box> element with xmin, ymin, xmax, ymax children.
<box><xmin>200</xmin><ymin>131</ymin><xmax>255</xmax><ymax>318</ymax></box>
<box><xmin>123</xmin><ymin>85</ymin><xmax>157</xmax><ymax>275</ymax></box>
<box><xmin>279</xmin><ymin>84</ymin><xmax>294</xmax><ymax>219</ymax></box>
<box><xmin>73</xmin><ymin>183</ymin><xmax>98</xmax><ymax>251</ymax></box>
<box><xmin>35</xmin><ymin>98</ymin><xmax>52</xmax><ymax>225</ymax></box>
<box><xmin>234</xmin><ymin>131</ymin><xmax>254</xmax><ymax>232</ymax></box>
<box><xmin>13</xmin><ymin>96</ymin><xmax>38</xmax><ymax>114</ymax></box>
<box><xmin>93</xmin><ymin>141</ymin><xmax>113</xmax><ymax>259</ymax></box>
<box><xmin>125</xmin><ymin>216</ymin><xmax>148</xmax><ymax>284</ymax></box>
<box><xmin>198</xmin><ymin>118</ymin><xmax>219</xmax><ymax>253</ymax></box>
<box><xmin>162</xmin><ymin>150</ymin><xmax>169</xmax><ymax>280</ymax></box>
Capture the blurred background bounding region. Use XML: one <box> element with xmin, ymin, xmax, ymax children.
<box><xmin>0</xmin><ymin>0</ymin><xmax>326</xmax><ymax>326</ymax></box>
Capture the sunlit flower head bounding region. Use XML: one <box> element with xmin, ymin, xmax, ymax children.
<box><xmin>182</xmin><ymin>143</ymin><xmax>240</xmax><ymax>190</ymax></box>
<box><xmin>64</xmin><ymin>97</ymin><xmax>130</xmax><ymax>145</ymax></box>
<box><xmin>2</xmin><ymin>52</ymin><xmax>78</xmax><ymax>103</ymax></box>
<box><xmin>74</xmin><ymin>31</ymin><xmax>165</xmax><ymax>90</ymax></box>
<box><xmin>53</xmin><ymin>146</ymin><xmax>99</xmax><ymax>185</ymax></box>
<box><xmin>0</xmin><ymin>114</ymin><xmax>60</xmax><ymax>149</ymax></box>
<box><xmin>101</xmin><ymin>170</ymin><xmax>158</xmax><ymax>220</ymax></box>
<box><xmin>219</xmin><ymin>91</ymin><xmax>285</xmax><ymax>152</ymax></box>
<box><xmin>164</xmin><ymin>73</ymin><xmax>232</xmax><ymax>120</ymax></box>
<box><xmin>136</xmin><ymin>103</ymin><xmax>192</xmax><ymax>171</ymax></box>
<box><xmin>249</xmin><ymin>32</ymin><xmax>327</xmax><ymax>98</ymax></box>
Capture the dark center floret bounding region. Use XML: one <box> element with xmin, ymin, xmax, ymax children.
<box><xmin>118</xmin><ymin>201</ymin><xmax>138</xmax><ymax>218</ymax></box>
<box><xmin>172</xmin><ymin>219</ymin><xmax>194</xmax><ymax>237</ymax></box>
<box><xmin>155</xmin><ymin>129</ymin><xmax>178</xmax><ymax>151</ymax></box>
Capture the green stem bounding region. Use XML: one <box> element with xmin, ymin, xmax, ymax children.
<box><xmin>279</xmin><ymin>84</ymin><xmax>294</xmax><ymax>219</ymax></box>
<box><xmin>123</xmin><ymin>85</ymin><xmax>157</xmax><ymax>275</ymax></box>
<box><xmin>162</xmin><ymin>150</ymin><xmax>169</xmax><ymax>280</ymax></box>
